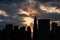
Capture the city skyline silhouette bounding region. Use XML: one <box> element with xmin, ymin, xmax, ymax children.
<box><xmin>0</xmin><ymin>16</ymin><xmax>60</xmax><ymax>40</ymax></box>
<box><xmin>0</xmin><ymin>0</ymin><xmax>60</xmax><ymax>40</ymax></box>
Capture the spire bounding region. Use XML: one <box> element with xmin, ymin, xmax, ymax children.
<box><xmin>34</xmin><ymin>16</ymin><xmax>37</xmax><ymax>27</ymax></box>
<box><xmin>34</xmin><ymin>16</ymin><xmax>36</xmax><ymax>22</ymax></box>
<box><xmin>33</xmin><ymin>16</ymin><xmax>38</xmax><ymax>40</ymax></box>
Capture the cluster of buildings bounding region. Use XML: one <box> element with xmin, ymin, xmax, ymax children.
<box><xmin>0</xmin><ymin>16</ymin><xmax>60</xmax><ymax>40</ymax></box>
<box><xmin>33</xmin><ymin>16</ymin><xmax>60</xmax><ymax>40</ymax></box>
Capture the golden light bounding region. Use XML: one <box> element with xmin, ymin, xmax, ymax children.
<box><xmin>23</xmin><ymin>17</ymin><xmax>34</xmax><ymax>26</ymax></box>
<box><xmin>0</xmin><ymin>10</ymin><xmax>9</xmax><ymax>16</ymax></box>
<box><xmin>18</xmin><ymin>7</ymin><xmax>37</xmax><ymax>16</ymax></box>
<box><xmin>39</xmin><ymin>5</ymin><xmax>60</xmax><ymax>13</ymax></box>
<box><xmin>30</xmin><ymin>23</ymin><xmax>34</xmax><ymax>32</ymax></box>
<box><xmin>40</xmin><ymin>5</ymin><xmax>47</xmax><ymax>11</ymax></box>
<box><xmin>19</xmin><ymin>9</ymin><xmax>30</xmax><ymax>16</ymax></box>
<box><xmin>23</xmin><ymin>17</ymin><xmax>34</xmax><ymax>32</ymax></box>
<box><xmin>27</xmin><ymin>7</ymin><xmax>37</xmax><ymax>16</ymax></box>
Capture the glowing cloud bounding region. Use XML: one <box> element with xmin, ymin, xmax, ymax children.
<box><xmin>0</xmin><ymin>10</ymin><xmax>9</xmax><ymax>17</ymax></box>
<box><xmin>23</xmin><ymin>17</ymin><xmax>34</xmax><ymax>26</ymax></box>
<box><xmin>18</xmin><ymin>7</ymin><xmax>37</xmax><ymax>16</ymax></box>
<box><xmin>19</xmin><ymin>9</ymin><xmax>29</xmax><ymax>16</ymax></box>
<box><xmin>22</xmin><ymin>17</ymin><xmax>34</xmax><ymax>32</ymax></box>
<box><xmin>40</xmin><ymin>5</ymin><xmax>60</xmax><ymax>13</ymax></box>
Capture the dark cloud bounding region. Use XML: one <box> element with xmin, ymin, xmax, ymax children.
<box><xmin>36</xmin><ymin>0</ymin><xmax>60</xmax><ymax>3</ymax></box>
<box><xmin>41</xmin><ymin>13</ymin><xmax>60</xmax><ymax>21</ymax></box>
<box><xmin>0</xmin><ymin>0</ymin><xmax>26</xmax><ymax>3</ymax></box>
<box><xmin>0</xmin><ymin>0</ymin><xmax>60</xmax><ymax>29</ymax></box>
<box><xmin>0</xmin><ymin>2</ymin><xmax>24</xmax><ymax>29</ymax></box>
<box><xmin>37</xmin><ymin>0</ymin><xmax>54</xmax><ymax>2</ymax></box>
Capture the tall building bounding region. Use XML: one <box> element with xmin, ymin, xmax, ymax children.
<box><xmin>52</xmin><ymin>22</ymin><xmax>57</xmax><ymax>34</ymax></box>
<box><xmin>5</xmin><ymin>24</ymin><xmax>13</xmax><ymax>40</ymax></box>
<box><xmin>33</xmin><ymin>16</ymin><xmax>38</xmax><ymax>40</ymax></box>
<box><xmin>57</xmin><ymin>26</ymin><xmax>60</xmax><ymax>40</ymax></box>
<box><xmin>38</xmin><ymin>19</ymin><xmax>50</xmax><ymax>40</ymax></box>
<box><xmin>27</xmin><ymin>27</ymin><xmax>31</xmax><ymax>40</ymax></box>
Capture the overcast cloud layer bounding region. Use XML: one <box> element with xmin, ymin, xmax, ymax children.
<box><xmin>0</xmin><ymin>0</ymin><xmax>60</xmax><ymax>29</ymax></box>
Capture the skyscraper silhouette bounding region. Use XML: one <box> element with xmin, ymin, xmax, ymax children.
<box><xmin>13</xmin><ymin>26</ymin><xmax>19</xmax><ymax>40</ymax></box>
<box><xmin>51</xmin><ymin>22</ymin><xmax>58</xmax><ymax>40</ymax></box>
<box><xmin>5</xmin><ymin>24</ymin><xmax>13</xmax><ymax>40</ymax></box>
<box><xmin>33</xmin><ymin>16</ymin><xmax>38</xmax><ymax>40</ymax></box>
<box><xmin>38</xmin><ymin>19</ymin><xmax>50</xmax><ymax>40</ymax></box>
<box><xmin>52</xmin><ymin>22</ymin><xmax>57</xmax><ymax>34</ymax></box>
<box><xmin>27</xmin><ymin>26</ymin><xmax>31</xmax><ymax>40</ymax></box>
<box><xmin>19</xmin><ymin>26</ymin><xmax>26</xmax><ymax>40</ymax></box>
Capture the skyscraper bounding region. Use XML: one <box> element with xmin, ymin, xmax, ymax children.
<box><xmin>52</xmin><ymin>22</ymin><xmax>57</xmax><ymax>34</ymax></box>
<box><xmin>33</xmin><ymin>16</ymin><xmax>38</xmax><ymax>40</ymax></box>
<box><xmin>38</xmin><ymin>19</ymin><xmax>50</xmax><ymax>40</ymax></box>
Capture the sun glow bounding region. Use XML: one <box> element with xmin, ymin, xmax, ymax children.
<box><xmin>18</xmin><ymin>7</ymin><xmax>37</xmax><ymax>16</ymax></box>
<box><xmin>23</xmin><ymin>17</ymin><xmax>34</xmax><ymax>32</ymax></box>
<box><xmin>40</xmin><ymin>5</ymin><xmax>60</xmax><ymax>13</ymax></box>
<box><xmin>23</xmin><ymin>17</ymin><xmax>34</xmax><ymax>26</ymax></box>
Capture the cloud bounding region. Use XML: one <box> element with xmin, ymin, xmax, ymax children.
<box><xmin>41</xmin><ymin>13</ymin><xmax>60</xmax><ymax>21</ymax></box>
<box><xmin>0</xmin><ymin>0</ymin><xmax>60</xmax><ymax>29</ymax></box>
<box><xmin>0</xmin><ymin>0</ymin><xmax>26</xmax><ymax>3</ymax></box>
<box><xmin>0</xmin><ymin>19</ymin><xmax>4</xmax><ymax>21</ymax></box>
<box><xmin>0</xmin><ymin>10</ymin><xmax>9</xmax><ymax>17</ymax></box>
<box><xmin>39</xmin><ymin>4</ymin><xmax>60</xmax><ymax>13</ymax></box>
<box><xmin>36</xmin><ymin>0</ymin><xmax>54</xmax><ymax>2</ymax></box>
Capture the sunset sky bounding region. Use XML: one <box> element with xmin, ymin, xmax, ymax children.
<box><xmin>0</xmin><ymin>0</ymin><xmax>60</xmax><ymax>29</ymax></box>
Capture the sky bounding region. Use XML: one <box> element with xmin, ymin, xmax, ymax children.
<box><xmin>0</xmin><ymin>0</ymin><xmax>60</xmax><ymax>29</ymax></box>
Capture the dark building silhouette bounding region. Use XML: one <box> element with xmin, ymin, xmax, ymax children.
<box><xmin>27</xmin><ymin>26</ymin><xmax>31</xmax><ymax>40</ymax></box>
<box><xmin>57</xmin><ymin>26</ymin><xmax>60</xmax><ymax>33</ymax></box>
<box><xmin>5</xmin><ymin>24</ymin><xmax>13</xmax><ymax>40</ymax></box>
<box><xmin>13</xmin><ymin>26</ymin><xmax>19</xmax><ymax>40</ymax></box>
<box><xmin>5</xmin><ymin>24</ymin><xmax>13</xmax><ymax>32</ymax></box>
<box><xmin>14</xmin><ymin>26</ymin><xmax>18</xmax><ymax>32</ymax></box>
<box><xmin>1</xmin><ymin>17</ymin><xmax>60</xmax><ymax>40</ymax></box>
<box><xmin>19</xmin><ymin>26</ymin><xmax>26</xmax><ymax>40</ymax></box>
<box><xmin>33</xmin><ymin>16</ymin><xmax>38</xmax><ymax>40</ymax></box>
<box><xmin>51</xmin><ymin>22</ymin><xmax>58</xmax><ymax>40</ymax></box>
<box><xmin>52</xmin><ymin>22</ymin><xmax>57</xmax><ymax>34</ymax></box>
<box><xmin>57</xmin><ymin>26</ymin><xmax>60</xmax><ymax>40</ymax></box>
<box><xmin>38</xmin><ymin>19</ymin><xmax>50</xmax><ymax>40</ymax></box>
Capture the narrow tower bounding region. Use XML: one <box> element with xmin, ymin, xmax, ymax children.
<box><xmin>33</xmin><ymin>16</ymin><xmax>38</xmax><ymax>40</ymax></box>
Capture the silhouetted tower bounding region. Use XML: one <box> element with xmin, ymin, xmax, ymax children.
<box><xmin>33</xmin><ymin>16</ymin><xmax>38</xmax><ymax>40</ymax></box>
<box><xmin>57</xmin><ymin>26</ymin><xmax>60</xmax><ymax>33</ymax></box>
<box><xmin>5</xmin><ymin>24</ymin><xmax>13</xmax><ymax>40</ymax></box>
<box><xmin>38</xmin><ymin>19</ymin><xmax>50</xmax><ymax>40</ymax></box>
<box><xmin>57</xmin><ymin>26</ymin><xmax>60</xmax><ymax>40</ymax></box>
<box><xmin>27</xmin><ymin>26</ymin><xmax>31</xmax><ymax>40</ymax></box>
<box><xmin>52</xmin><ymin>22</ymin><xmax>57</xmax><ymax>34</ymax></box>
<box><xmin>13</xmin><ymin>26</ymin><xmax>19</xmax><ymax>40</ymax></box>
<box><xmin>19</xmin><ymin>26</ymin><xmax>26</xmax><ymax>40</ymax></box>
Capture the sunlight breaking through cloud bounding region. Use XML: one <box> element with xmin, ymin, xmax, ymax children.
<box><xmin>40</xmin><ymin>4</ymin><xmax>60</xmax><ymax>13</ymax></box>
<box><xmin>0</xmin><ymin>10</ymin><xmax>9</xmax><ymax>17</ymax></box>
